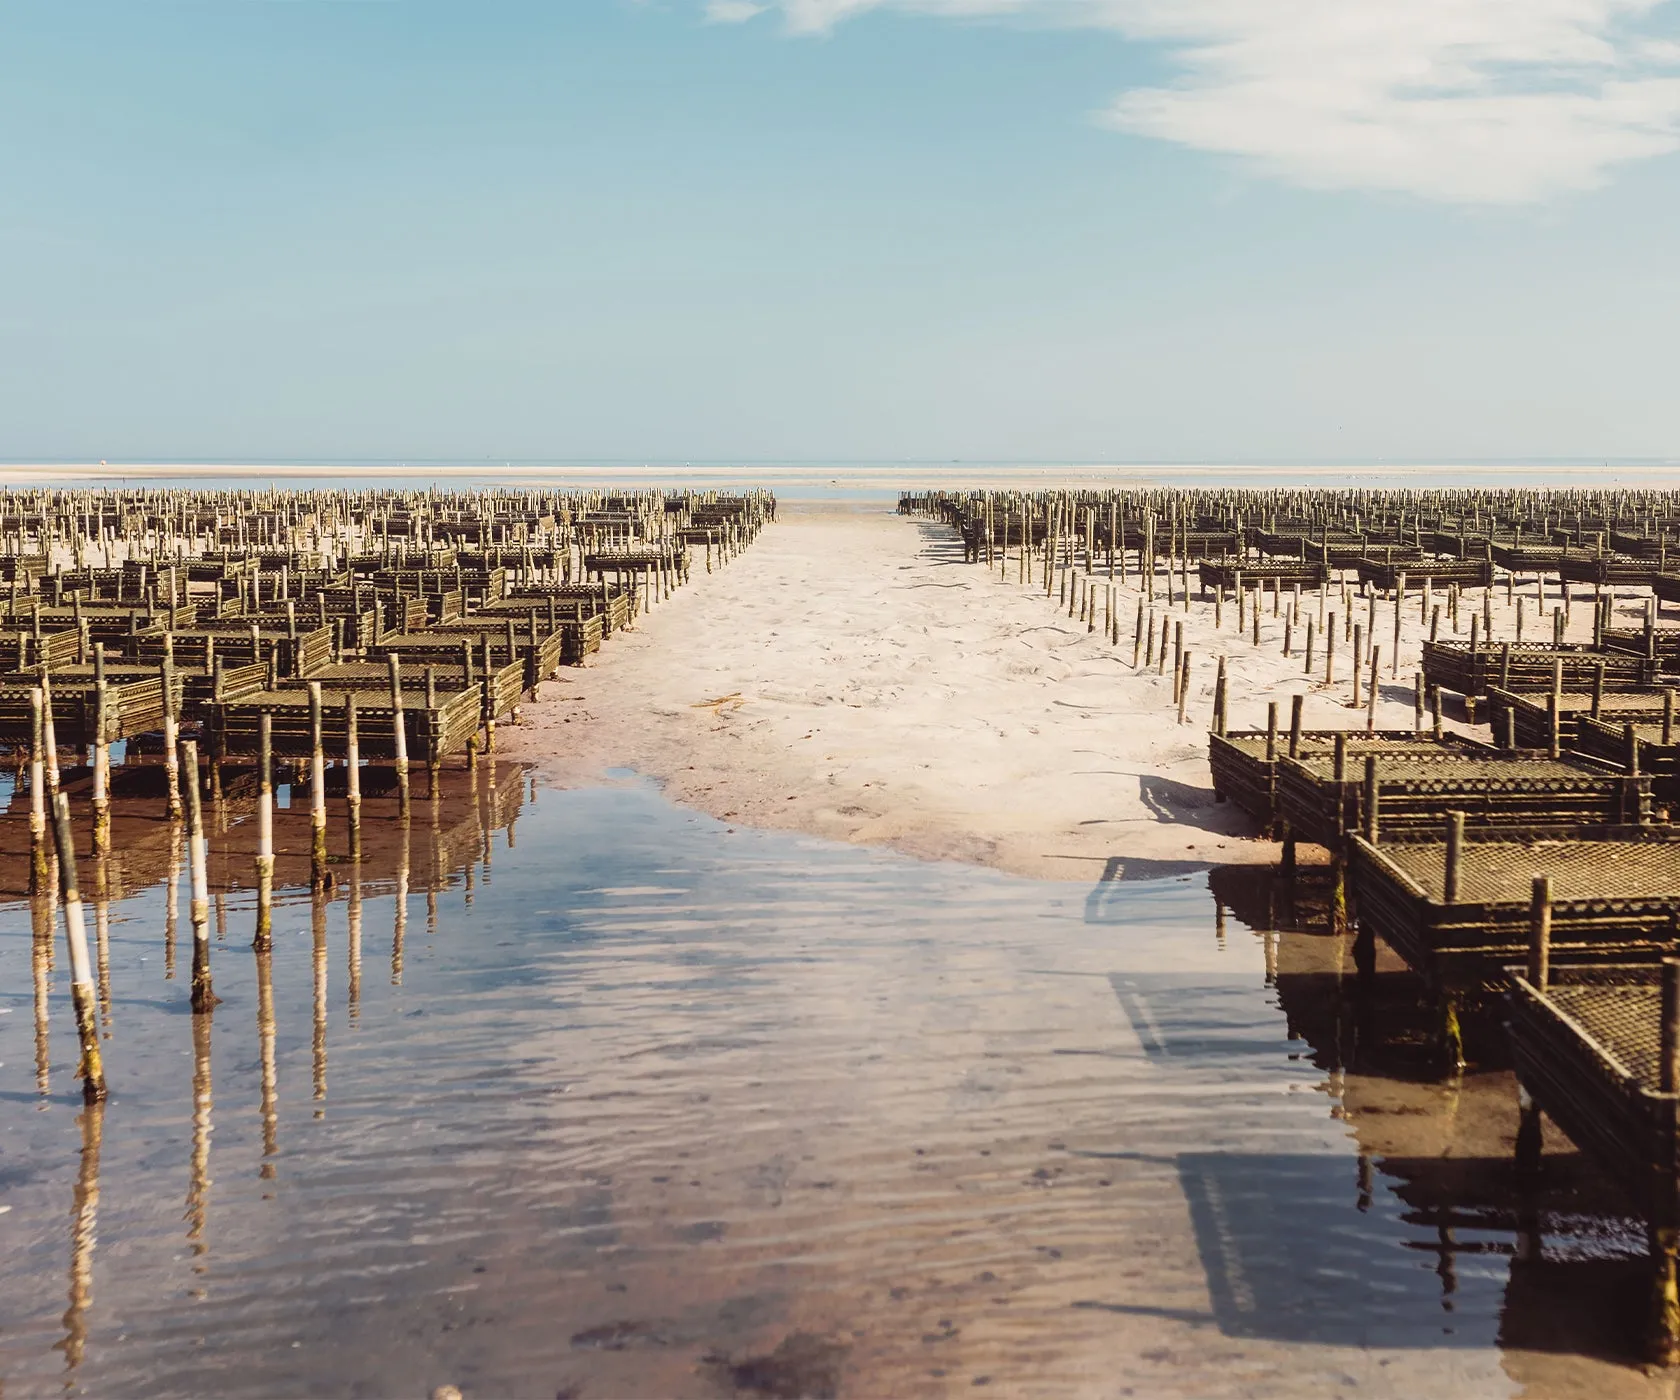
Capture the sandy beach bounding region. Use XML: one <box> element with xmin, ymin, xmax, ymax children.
<box><xmin>504</xmin><ymin>501</ymin><xmax>1444</xmax><ymax>879</ymax></box>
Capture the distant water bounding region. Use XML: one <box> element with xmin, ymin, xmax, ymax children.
<box><xmin>7</xmin><ymin>463</ymin><xmax>1680</xmax><ymax>502</ymax></box>
<box><xmin>0</xmin><ymin>778</ymin><xmax>1662</xmax><ymax>1397</ymax></box>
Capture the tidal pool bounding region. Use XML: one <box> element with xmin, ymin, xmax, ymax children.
<box><xmin>0</xmin><ymin>774</ymin><xmax>1664</xmax><ymax>1398</ymax></box>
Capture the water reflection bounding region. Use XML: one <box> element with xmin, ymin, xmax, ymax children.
<box><xmin>256</xmin><ymin>936</ymin><xmax>279</xmax><ymax>1180</ymax></box>
<box><xmin>55</xmin><ymin>1100</ymin><xmax>104</xmax><ymax>1379</ymax></box>
<box><xmin>1205</xmin><ymin>864</ymin><xmax>1653</xmax><ymax>1373</ymax></box>
<box><xmin>164</xmin><ymin>826</ymin><xmax>180</xmax><ymax>981</ymax></box>
<box><xmin>32</xmin><ymin>885</ymin><xmax>53</xmax><ymax>1097</ymax></box>
<box><xmin>0</xmin><ymin>778</ymin><xmax>1668</xmax><ymax>1397</ymax></box>
<box><xmin>186</xmin><ymin>1010</ymin><xmax>213</xmax><ymax>1278</ymax></box>
<box><xmin>347</xmin><ymin>859</ymin><xmax>363</xmax><ymax>1019</ymax></box>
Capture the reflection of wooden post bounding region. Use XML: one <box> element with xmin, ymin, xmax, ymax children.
<box><xmin>187</xmin><ymin>1009</ymin><xmax>212</xmax><ymax>1257</ymax></box>
<box><xmin>32</xmin><ymin>886</ymin><xmax>53</xmax><ymax>1095</ymax></box>
<box><xmin>347</xmin><ymin>857</ymin><xmax>363</xmax><ymax>1020</ymax></box>
<box><xmin>256</xmin><ymin>936</ymin><xmax>278</xmax><ymax>1176</ymax></box>
<box><xmin>50</xmin><ymin>793</ymin><xmax>106</xmax><ymax>1102</ymax></box>
<box><xmin>60</xmin><ymin>1097</ymin><xmax>105</xmax><ymax>1377</ymax></box>
<box><xmin>312</xmin><ymin>889</ymin><xmax>328</xmax><ymax>1115</ymax></box>
<box><xmin>183</xmin><ymin>741</ymin><xmax>217</xmax><ymax>1012</ymax></box>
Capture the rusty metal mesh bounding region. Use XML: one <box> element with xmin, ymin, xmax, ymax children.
<box><xmin>1388</xmin><ymin>838</ymin><xmax>1680</xmax><ymax>905</ymax></box>
<box><xmin>1294</xmin><ymin>753</ymin><xmax>1617</xmax><ymax>786</ymax></box>
<box><xmin>1547</xmin><ymin>979</ymin><xmax>1663</xmax><ymax>1087</ymax></box>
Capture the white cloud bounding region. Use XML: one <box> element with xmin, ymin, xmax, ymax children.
<box><xmin>708</xmin><ymin>0</ymin><xmax>1680</xmax><ymax>203</ymax></box>
<box><xmin>704</xmin><ymin>1</ymin><xmax>771</xmax><ymax>21</ymax></box>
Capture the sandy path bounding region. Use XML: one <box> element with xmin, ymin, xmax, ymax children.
<box><xmin>503</xmin><ymin>502</ymin><xmax>1447</xmax><ymax>879</ymax></box>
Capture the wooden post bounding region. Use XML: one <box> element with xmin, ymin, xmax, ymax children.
<box><xmin>1444</xmin><ymin>810</ymin><xmax>1464</xmax><ymax>904</ymax></box>
<box><xmin>309</xmin><ymin>681</ymin><xmax>328</xmax><ymax>887</ymax></box>
<box><xmin>1393</xmin><ymin>574</ymin><xmax>1403</xmax><ymax>675</ymax></box>
<box><xmin>162</xmin><ymin>657</ymin><xmax>181</xmax><ymax>819</ymax></box>
<box><xmin>1289</xmin><ymin>693</ymin><xmax>1303</xmax><ymax>758</ymax></box>
<box><xmin>1527</xmin><ymin>874</ymin><xmax>1551</xmax><ymax>991</ymax></box>
<box><xmin>1264</xmin><ymin>700</ymin><xmax>1277</xmax><ymax>761</ymax></box>
<box><xmin>388</xmin><ymin>653</ymin><xmax>410</xmax><ymax>812</ymax></box>
<box><xmin>1366</xmin><ymin>646</ymin><xmax>1380</xmax><ymax>734</ymax></box>
<box><xmin>1362</xmin><ymin>755</ymin><xmax>1379</xmax><ymax>842</ymax></box>
<box><xmin>1662</xmin><ymin>958</ymin><xmax>1680</xmax><ymax>1094</ymax></box>
<box><xmin>1177</xmin><ymin>653</ymin><xmax>1191</xmax><ymax>725</ymax></box>
<box><xmin>91</xmin><ymin>664</ymin><xmax>111</xmax><ymax>857</ymax></box>
<box><xmin>50</xmin><ymin>793</ymin><xmax>106</xmax><ymax>1102</ymax></box>
<box><xmin>255</xmin><ymin>712</ymin><xmax>274</xmax><ymax>951</ymax></box>
<box><xmin>345</xmin><ymin>694</ymin><xmax>362</xmax><ymax>861</ymax></box>
<box><xmin>1653</xmin><ymin>960</ymin><xmax>1680</xmax><ymax>1364</ymax></box>
<box><xmin>29</xmin><ymin>687</ymin><xmax>48</xmax><ymax>893</ymax></box>
<box><xmin>182</xmin><ymin>741</ymin><xmax>216</xmax><ymax>1012</ymax></box>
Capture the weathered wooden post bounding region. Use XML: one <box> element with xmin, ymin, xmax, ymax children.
<box><xmin>91</xmin><ymin>652</ymin><xmax>111</xmax><ymax>857</ymax></box>
<box><xmin>309</xmin><ymin>681</ymin><xmax>328</xmax><ymax>887</ymax></box>
<box><xmin>29</xmin><ymin>687</ymin><xmax>48</xmax><ymax>893</ymax></box>
<box><xmin>162</xmin><ymin>656</ymin><xmax>181</xmax><ymax>819</ymax></box>
<box><xmin>1444</xmin><ymin>810</ymin><xmax>1464</xmax><ymax>904</ymax></box>
<box><xmin>1362</xmin><ymin>756</ymin><xmax>1379</xmax><ymax>843</ymax></box>
<box><xmin>182</xmin><ymin>741</ymin><xmax>216</xmax><ymax>1012</ymax></box>
<box><xmin>388</xmin><ymin>652</ymin><xmax>411</xmax><ymax>812</ymax></box>
<box><xmin>50</xmin><ymin>793</ymin><xmax>106</xmax><ymax>1102</ymax></box>
<box><xmin>1527</xmin><ymin>874</ymin><xmax>1551</xmax><ymax>991</ymax></box>
<box><xmin>345</xmin><ymin>693</ymin><xmax>361</xmax><ymax>861</ymax></box>
<box><xmin>255</xmin><ymin>712</ymin><xmax>274</xmax><ymax>951</ymax></box>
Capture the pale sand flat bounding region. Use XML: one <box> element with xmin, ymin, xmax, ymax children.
<box><xmin>504</xmin><ymin>501</ymin><xmax>1446</xmax><ymax>878</ymax></box>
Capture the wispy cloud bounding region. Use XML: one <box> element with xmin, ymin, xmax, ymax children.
<box><xmin>706</xmin><ymin>0</ymin><xmax>1680</xmax><ymax>203</ymax></box>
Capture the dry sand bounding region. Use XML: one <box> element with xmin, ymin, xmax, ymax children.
<box><xmin>504</xmin><ymin>501</ymin><xmax>1457</xmax><ymax>879</ymax></box>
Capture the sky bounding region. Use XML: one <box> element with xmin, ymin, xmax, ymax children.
<box><xmin>1</xmin><ymin>0</ymin><xmax>1678</xmax><ymax>465</ymax></box>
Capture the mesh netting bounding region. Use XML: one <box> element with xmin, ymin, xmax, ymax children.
<box><xmin>1389</xmin><ymin>838</ymin><xmax>1680</xmax><ymax>904</ymax></box>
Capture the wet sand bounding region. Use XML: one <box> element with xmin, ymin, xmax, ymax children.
<box><xmin>504</xmin><ymin>502</ymin><xmax>1445</xmax><ymax>878</ymax></box>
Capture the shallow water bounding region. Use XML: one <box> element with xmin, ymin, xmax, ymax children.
<box><xmin>0</xmin><ymin>777</ymin><xmax>1670</xmax><ymax>1398</ymax></box>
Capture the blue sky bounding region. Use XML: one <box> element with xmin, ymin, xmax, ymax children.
<box><xmin>2</xmin><ymin>0</ymin><xmax>1678</xmax><ymax>464</ymax></box>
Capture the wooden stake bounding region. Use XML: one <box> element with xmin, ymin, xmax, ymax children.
<box><xmin>182</xmin><ymin>741</ymin><xmax>217</xmax><ymax>1012</ymax></box>
<box><xmin>255</xmin><ymin>713</ymin><xmax>274</xmax><ymax>950</ymax></box>
<box><xmin>1527</xmin><ymin>874</ymin><xmax>1551</xmax><ymax>991</ymax></box>
<box><xmin>51</xmin><ymin>793</ymin><xmax>106</xmax><ymax>1102</ymax></box>
<box><xmin>309</xmin><ymin>681</ymin><xmax>328</xmax><ymax>887</ymax></box>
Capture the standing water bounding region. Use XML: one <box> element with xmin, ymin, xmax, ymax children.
<box><xmin>0</xmin><ymin>774</ymin><xmax>1665</xmax><ymax>1398</ymax></box>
